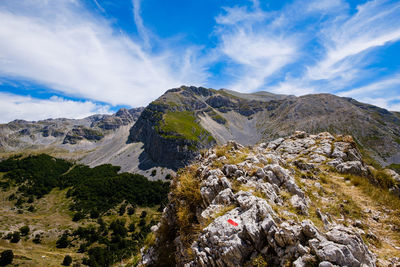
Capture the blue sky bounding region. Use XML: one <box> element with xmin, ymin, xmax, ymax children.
<box><xmin>0</xmin><ymin>0</ymin><xmax>399</xmax><ymax>122</ymax></box>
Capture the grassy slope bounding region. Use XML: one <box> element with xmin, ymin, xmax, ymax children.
<box><xmin>0</xmin><ymin>184</ymin><xmax>162</xmax><ymax>266</ymax></box>
<box><xmin>159</xmin><ymin>111</ymin><xmax>213</xmax><ymax>143</ymax></box>
<box><xmin>0</xmin><ymin>187</ymin><xmax>80</xmax><ymax>266</ymax></box>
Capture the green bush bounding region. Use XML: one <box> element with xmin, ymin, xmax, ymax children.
<box><xmin>72</xmin><ymin>212</ymin><xmax>84</xmax><ymax>222</ymax></box>
<box><xmin>62</xmin><ymin>255</ymin><xmax>72</xmax><ymax>266</ymax></box>
<box><xmin>10</xmin><ymin>232</ymin><xmax>20</xmax><ymax>243</ymax></box>
<box><xmin>56</xmin><ymin>233</ymin><xmax>70</xmax><ymax>248</ymax></box>
<box><xmin>32</xmin><ymin>234</ymin><xmax>41</xmax><ymax>244</ymax></box>
<box><xmin>119</xmin><ymin>204</ymin><xmax>126</xmax><ymax>216</ymax></box>
<box><xmin>127</xmin><ymin>206</ymin><xmax>135</xmax><ymax>215</ymax></box>
<box><xmin>0</xmin><ymin>250</ymin><xmax>13</xmax><ymax>266</ymax></box>
<box><xmin>19</xmin><ymin>226</ymin><xmax>29</xmax><ymax>236</ymax></box>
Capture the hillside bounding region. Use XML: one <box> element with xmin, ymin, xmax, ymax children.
<box><xmin>142</xmin><ymin>131</ymin><xmax>400</xmax><ymax>266</ymax></box>
<box><xmin>130</xmin><ymin>86</ymin><xmax>400</xmax><ymax>170</ymax></box>
<box><xmin>0</xmin><ymin>154</ymin><xmax>170</xmax><ymax>266</ymax></box>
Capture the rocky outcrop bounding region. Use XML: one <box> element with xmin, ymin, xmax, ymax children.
<box><xmin>63</xmin><ymin>126</ymin><xmax>104</xmax><ymax>144</ymax></box>
<box><xmin>142</xmin><ymin>132</ymin><xmax>379</xmax><ymax>266</ymax></box>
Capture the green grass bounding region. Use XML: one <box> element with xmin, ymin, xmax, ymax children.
<box><xmin>388</xmin><ymin>164</ymin><xmax>400</xmax><ymax>174</ymax></box>
<box><xmin>343</xmin><ymin>173</ymin><xmax>400</xmax><ymax>211</ymax></box>
<box><xmin>159</xmin><ymin>111</ymin><xmax>213</xmax><ymax>142</ymax></box>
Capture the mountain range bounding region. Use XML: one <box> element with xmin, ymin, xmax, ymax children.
<box><xmin>1</xmin><ymin>86</ymin><xmax>399</xmax><ymax>178</ymax></box>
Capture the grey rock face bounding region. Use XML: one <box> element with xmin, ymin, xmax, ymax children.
<box><xmin>143</xmin><ymin>132</ymin><xmax>376</xmax><ymax>267</ymax></box>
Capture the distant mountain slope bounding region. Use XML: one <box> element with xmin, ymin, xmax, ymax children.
<box><xmin>0</xmin><ymin>107</ymin><xmax>143</xmax><ymax>151</ymax></box>
<box><xmin>130</xmin><ymin>86</ymin><xmax>400</xmax><ymax>169</ymax></box>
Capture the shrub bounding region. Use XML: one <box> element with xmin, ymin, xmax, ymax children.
<box><xmin>19</xmin><ymin>226</ymin><xmax>30</xmax><ymax>236</ymax></box>
<box><xmin>32</xmin><ymin>234</ymin><xmax>41</xmax><ymax>244</ymax></box>
<box><xmin>389</xmin><ymin>163</ymin><xmax>400</xmax><ymax>174</ymax></box>
<box><xmin>89</xmin><ymin>210</ymin><xmax>99</xmax><ymax>219</ymax></box>
<box><xmin>27</xmin><ymin>205</ymin><xmax>35</xmax><ymax>212</ymax></box>
<box><xmin>0</xmin><ymin>250</ymin><xmax>13</xmax><ymax>266</ymax></box>
<box><xmin>371</xmin><ymin>169</ymin><xmax>395</xmax><ymax>189</ymax></box>
<box><xmin>127</xmin><ymin>206</ymin><xmax>135</xmax><ymax>215</ymax></box>
<box><xmin>62</xmin><ymin>255</ymin><xmax>72</xmax><ymax>266</ymax></box>
<box><xmin>10</xmin><ymin>232</ymin><xmax>20</xmax><ymax>243</ymax></box>
<box><xmin>140</xmin><ymin>211</ymin><xmax>147</xmax><ymax>218</ymax></box>
<box><xmin>109</xmin><ymin>219</ymin><xmax>127</xmax><ymax>237</ymax></box>
<box><xmin>119</xmin><ymin>204</ymin><xmax>126</xmax><ymax>216</ymax></box>
<box><xmin>151</xmin><ymin>169</ymin><xmax>157</xmax><ymax>176</ymax></box>
<box><xmin>72</xmin><ymin>212</ymin><xmax>84</xmax><ymax>222</ymax></box>
<box><xmin>165</xmin><ymin>173</ymin><xmax>172</xmax><ymax>180</ymax></box>
<box><xmin>139</xmin><ymin>218</ymin><xmax>146</xmax><ymax>227</ymax></box>
<box><xmin>128</xmin><ymin>223</ymin><xmax>136</xmax><ymax>232</ymax></box>
<box><xmin>56</xmin><ymin>233</ymin><xmax>70</xmax><ymax>248</ymax></box>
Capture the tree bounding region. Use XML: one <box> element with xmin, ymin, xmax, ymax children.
<box><xmin>140</xmin><ymin>211</ymin><xmax>147</xmax><ymax>218</ymax></box>
<box><xmin>10</xmin><ymin>232</ymin><xmax>20</xmax><ymax>243</ymax></box>
<box><xmin>128</xmin><ymin>222</ymin><xmax>136</xmax><ymax>232</ymax></box>
<box><xmin>0</xmin><ymin>250</ymin><xmax>13</xmax><ymax>266</ymax></box>
<box><xmin>127</xmin><ymin>206</ymin><xmax>135</xmax><ymax>215</ymax></box>
<box><xmin>62</xmin><ymin>255</ymin><xmax>72</xmax><ymax>266</ymax></box>
<box><xmin>56</xmin><ymin>233</ymin><xmax>70</xmax><ymax>248</ymax></box>
<box><xmin>119</xmin><ymin>204</ymin><xmax>126</xmax><ymax>216</ymax></box>
<box><xmin>90</xmin><ymin>210</ymin><xmax>99</xmax><ymax>219</ymax></box>
<box><xmin>32</xmin><ymin>234</ymin><xmax>41</xmax><ymax>244</ymax></box>
<box><xmin>19</xmin><ymin>226</ymin><xmax>30</xmax><ymax>236</ymax></box>
<box><xmin>72</xmin><ymin>212</ymin><xmax>84</xmax><ymax>222</ymax></box>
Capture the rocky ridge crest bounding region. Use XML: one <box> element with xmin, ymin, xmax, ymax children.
<box><xmin>142</xmin><ymin>131</ymin><xmax>400</xmax><ymax>266</ymax></box>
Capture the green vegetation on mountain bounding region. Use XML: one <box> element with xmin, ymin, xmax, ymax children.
<box><xmin>158</xmin><ymin>111</ymin><xmax>213</xmax><ymax>143</ymax></box>
<box><xmin>389</xmin><ymin>163</ymin><xmax>400</xmax><ymax>174</ymax></box>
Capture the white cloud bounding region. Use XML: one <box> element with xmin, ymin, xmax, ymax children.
<box><xmin>306</xmin><ymin>0</ymin><xmax>400</xmax><ymax>83</ymax></box>
<box><xmin>132</xmin><ymin>0</ymin><xmax>150</xmax><ymax>49</ymax></box>
<box><xmin>215</xmin><ymin>4</ymin><xmax>298</xmax><ymax>92</ymax></box>
<box><xmin>0</xmin><ymin>0</ymin><xmax>207</xmax><ymax>108</ymax></box>
<box><xmin>215</xmin><ymin>6</ymin><xmax>267</xmax><ymax>25</ymax></box>
<box><xmin>0</xmin><ymin>93</ymin><xmax>111</xmax><ymax>123</ymax></box>
<box><xmin>339</xmin><ymin>74</ymin><xmax>400</xmax><ymax>98</ymax></box>
<box><xmin>355</xmin><ymin>96</ymin><xmax>400</xmax><ymax>112</ymax></box>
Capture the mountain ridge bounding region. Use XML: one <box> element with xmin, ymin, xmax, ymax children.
<box><xmin>0</xmin><ymin>86</ymin><xmax>399</xmax><ymax>178</ymax></box>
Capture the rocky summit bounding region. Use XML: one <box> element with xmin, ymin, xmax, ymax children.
<box><xmin>142</xmin><ymin>131</ymin><xmax>400</xmax><ymax>266</ymax></box>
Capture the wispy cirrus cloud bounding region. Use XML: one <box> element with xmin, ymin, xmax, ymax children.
<box><xmin>214</xmin><ymin>2</ymin><xmax>299</xmax><ymax>92</ymax></box>
<box><xmin>246</xmin><ymin>0</ymin><xmax>400</xmax><ymax>109</ymax></box>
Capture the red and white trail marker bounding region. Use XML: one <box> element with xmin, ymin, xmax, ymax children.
<box><xmin>227</xmin><ymin>219</ymin><xmax>238</xmax><ymax>226</ymax></box>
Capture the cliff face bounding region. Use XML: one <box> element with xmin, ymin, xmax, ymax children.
<box><xmin>142</xmin><ymin>132</ymin><xmax>400</xmax><ymax>266</ymax></box>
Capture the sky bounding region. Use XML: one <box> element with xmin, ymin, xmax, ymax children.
<box><xmin>0</xmin><ymin>0</ymin><xmax>399</xmax><ymax>122</ymax></box>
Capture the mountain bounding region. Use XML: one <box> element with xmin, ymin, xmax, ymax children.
<box><xmin>129</xmin><ymin>86</ymin><xmax>400</xmax><ymax>170</ymax></box>
<box><xmin>141</xmin><ymin>131</ymin><xmax>400</xmax><ymax>266</ymax></box>
<box><xmin>0</xmin><ymin>107</ymin><xmax>167</xmax><ymax>178</ymax></box>
<box><xmin>1</xmin><ymin>86</ymin><xmax>400</xmax><ymax>177</ymax></box>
